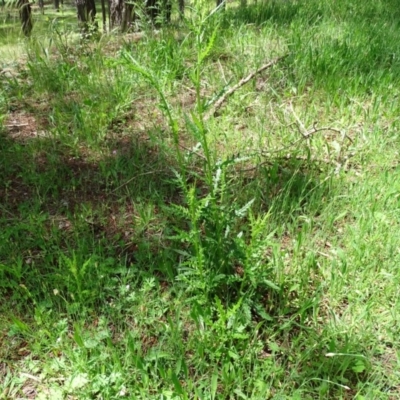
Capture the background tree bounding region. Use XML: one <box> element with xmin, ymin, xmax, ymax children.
<box><xmin>178</xmin><ymin>0</ymin><xmax>183</xmax><ymax>16</ymax></box>
<box><xmin>38</xmin><ymin>0</ymin><xmax>44</xmax><ymax>14</ymax></box>
<box><xmin>109</xmin><ymin>0</ymin><xmax>134</xmax><ymax>32</ymax></box>
<box><xmin>109</xmin><ymin>0</ymin><xmax>171</xmax><ymax>32</ymax></box>
<box><xmin>171</xmin><ymin>0</ymin><xmax>224</xmax><ymax>21</ymax></box>
<box><xmin>100</xmin><ymin>0</ymin><xmax>106</xmax><ymax>31</ymax></box>
<box><xmin>146</xmin><ymin>0</ymin><xmax>171</xmax><ymax>24</ymax></box>
<box><xmin>17</xmin><ymin>0</ymin><xmax>32</xmax><ymax>36</ymax></box>
<box><xmin>75</xmin><ymin>0</ymin><xmax>96</xmax><ymax>33</ymax></box>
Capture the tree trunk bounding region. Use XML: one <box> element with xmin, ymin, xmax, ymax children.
<box><xmin>145</xmin><ymin>0</ymin><xmax>171</xmax><ymax>25</ymax></box>
<box><xmin>145</xmin><ymin>0</ymin><xmax>157</xmax><ymax>23</ymax></box>
<box><xmin>54</xmin><ymin>0</ymin><xmax>60</xmax><ymax>11</ymax></box>
<box><xmin>100</xmin><ymin>0</ymin><xmax>107</xmax><ymax>31</ymax></box>
<box><xmin>178</xmin><ymin>0</ymin><xmax>184</xmax><ymax>18</ymax></box>
<box><xmin>75</xmin><ymin>0</ymin><xmax>97</xmax><ymax>34</ymax></box>
<box><xmin>110</xmin><ymin>0</ymin><xmax>124</xmax><ymax>29</ymax></box>
<box><xmin>162</xmin><ymin>0</ymin><xmax>171</xmax><ymax>23</ymax></box>
<box><xmin>122</xmin><ymin>2</ymin><xmax>134</xmax><ymax>31</ymax></box>
<box><xmin>107</xmin><ymin>0</ymin><xmax>111</xmax><ymax>30</ymax></box>
<box><xmin>17</xmin><ymin>0</ymin><xmax>32</xmax><ymax>36</ymax></box>
<box><xmin>174</xmin><ymin>0</ymin><xmax>222</xmax><ymax>21</ymax></box>
<box><xmin>109</xmin><ymin>0</ymin><xmax>134</xmax><ymax>32</ymax></box>
<box><xmin>216</xmin><ymin>0</ymin><xmax>225</xmax><ymax>9</ymax></box>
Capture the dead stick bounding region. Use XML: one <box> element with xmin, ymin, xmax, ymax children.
<box><xmin>205</xmin><ymin>54</ymin><xmax>288</xmax><ymax>120</ymax></box>
<box><xmin>239</xmin><ymin>155</ymin><xmax>341</xmax><ymax>173</ymax></box>
<box><xmin>111</xmin><ymin>169</ymin><xmax>165</xmax><ymax>193</ymax></box>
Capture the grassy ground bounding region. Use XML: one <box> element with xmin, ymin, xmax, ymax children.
<box><xmin>1</xmin><ymin>0</ymin><xmax>400</xmax><ymax>398</ymax></box>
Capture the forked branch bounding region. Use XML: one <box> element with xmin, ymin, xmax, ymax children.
<box><xmin>205</xmin><ymin>54</ymin><xmax>288</xmax><ymax>120</ymax></box>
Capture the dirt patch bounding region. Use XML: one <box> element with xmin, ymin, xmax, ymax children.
<box><xmin>5</xmin><ymin>111</ymin><xmax>47</xmax><ymax>142</ymax></box>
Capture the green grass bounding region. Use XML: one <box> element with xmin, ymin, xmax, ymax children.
<box><xmin>1</xmin><ymin>0</ymin><xmax>400</xmax><ymax>398</ymax></box>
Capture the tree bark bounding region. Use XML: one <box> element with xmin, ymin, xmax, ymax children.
<box><xmin>145</xmin><ymin>0</ymin><xmax>171</xmax><ymax>25</ymax></box>
<box><xmin>110</xmin><ymin>0</ymin><xmax>124</xmax><ymax>29</ymax></box>
<box><xmin>161</xmin><ymin>0</ymin><xmax>171</xmax><ymax>23</ymax></box>
<box><xmin>38</xmin><ymin>0</ymin><xmax>44</xmax><ymax>14</ymax></box>
<box><xmin>100</xmin><ymin>0</ymin><xmax>107</xmax><ymax>31</ymax></box>
<box><xmin>17</xmin><ymin>0</ymin><xmax>32</xmax><ymax>36</ymax></box>
<box><xmin>109</xmin><ymin>0</ymin><xmax>134</xmax><ymax>32</ymax></box>
<box><xmin>75</xmin><ymin>0</ymin><xmax>97</xmax><ymax>34</ymax></box>
<box><xmin>178</xmin><ymin>0</ymin><xmax>184</xmax><ymax>17</ymax></box>
<box><xmin>216</xmin><ymin>0</ymin><xmax>225</xmax><ymax>9</ymax></box>
<box><xmin>145</xmin><ymin>0</ymin><xmax>157</xmax><ymax>22</ymax></box>
<box><xmin>176</xmin><ymin>0</ymin><xmax>223</xmax><ymax>20</ymax></box>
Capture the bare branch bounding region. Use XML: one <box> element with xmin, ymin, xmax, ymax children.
<box><xmin>231</xmin><ymin>123</ymin><xmax>354</xmax><ymax>174</ymax></box>
<box><xmin>111</xmin><ymin>169</ymin><xmax>166</xmax><ymax>193</ymax></box>
<box><xmin>289</xmin><ymin>102</ymin><xmax>308</xmax><ymax>138</ymax></box>
<box><xmin>205</xmin><ymin>54</ymin><xmax>288</xmax><ymax>120</ymax></box>
<box><xmin>5</xmin><ymin>123</ymin><xmax>29</xmax><ymax>127</ymax></box>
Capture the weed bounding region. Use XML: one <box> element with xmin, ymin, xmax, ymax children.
<box><xmin>1</xmin><ymin>0</ymin><xmax>400</xmax><ymax>398</ymax></box>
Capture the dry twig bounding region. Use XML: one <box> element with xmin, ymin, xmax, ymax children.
<box><xmin>111</xmin><ymin>169</ymin><xmax>166</xmax><ymax>193</ymax></box>
<box><xmin>236</xmin><ymin>122</ymin><xmax>354</xmax><ymax>173</ymax></box>
<box><xmin>5</xmin><ymin>123</ymin><xmax>29</xmax><ymax>127</ymax></box>
<box><xmin>205</xmin><ymin>55</ymin><xmax>288</xmax><ymax>120</ymax></box>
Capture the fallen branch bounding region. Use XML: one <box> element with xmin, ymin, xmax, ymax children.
<box><xmin>230</xmin><ymin>123</ymin><xmax>354</xmax><ymax>173</ymax></box>
<box><xmin>289</xmin><ymin>103</ymin><xmax>308</xmax><ymax>138</ymax></box>
<box><xmin>5</xmin><ymin>123</ymin><xmax>29</xmax><ymax>127</ymax></box>
<box><xmin>288</xmin><ymin>102</ymin><xmax>353</xmax><ymax>144</ymax></box>
<box><xmin>302</xmin><ymin>126</ymin><xmax>352</xmax><ymax>141</ymax></box>
<box><xmin>111</xmin><ymin>169</ymin><xmax>166</xmax><ymax>193</ymax></box>
<box><xmin>178</xmin><ymin>143</ymin><xmax>207</xmax><ymax>160</ymax></box>
<box><xmin>239</xmin><ymin>154</ymin><xmax>341</xmax><ymax>173</ymax></box>
<box><xmin>205</xmin><ymin>54</ymin><xmax>288</xmax><ymax>120</ymax></box>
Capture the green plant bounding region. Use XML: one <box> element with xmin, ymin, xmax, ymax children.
<box><xmin>2</xmin><ymin>0</ymin><xmax>400</xmax><ymax>397</ymax></box>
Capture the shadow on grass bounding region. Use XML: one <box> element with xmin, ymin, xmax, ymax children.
<box><xmin>0</xmin><ymin>130</ymin><xmax>180</xmax><ymax>306</ymax></box>
<box><xmin>0</xmin><ymin>120</ymin><xmax>334</xmax><ymax>302</ymax></box>
<box><xmin>237</xmin><ymin>155</ymin><xmax>331</xmax><ymax>222</ymax></box>
<box><xmin>224</xmin><ymin>0</ymin><xmax>400</xmax><ymax>27</ymax></box>
<box><xmin>223</xmin><ymin>0</ymin><xmax>304</xmax><ymax>27</ymax></box>
<box><xmin>222</xmin><ymin>0</ymin><xmax>400</xmax><ymax>95</ymax></box>
<box><xmin>269</xmin><ymin>323</ymin><xmax>371</xmax><ymax>397</ymax></box>
<box><xmin>0</xmin><ymin>117</ymin><xmax>374</xmax><ymax>399</ymax></box>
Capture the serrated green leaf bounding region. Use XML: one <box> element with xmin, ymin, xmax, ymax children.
<box><xmin>199</xmin><ymin>24</ymin><xmax>219</xmax><ymax>64</ymax></box>
<box><xmin>66</xmin><ymin>373</ymin><xmax>89</xmax><ymax>391</ymax></box>
<box><xmin>171</xmin><ymin>371</ymin><xmax>185</xmax><ymax>396</ymax></box>
<box><xmin>352</xmin><ymin>360</ymin><xmax>366</xmax><ymax>373</ymax></box>
<box><xmin>211</xmin><ymin>372</ymin><xmax>218</xmax><ymax>400</ymax></box>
